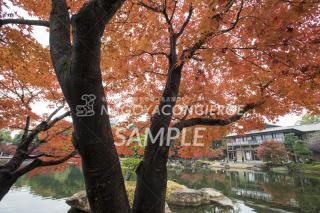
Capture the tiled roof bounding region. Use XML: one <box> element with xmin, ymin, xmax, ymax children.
<box><xmin>227</xmin><ymin>123</ymin><xmax>320</xmax><ymax>137</ymax></box>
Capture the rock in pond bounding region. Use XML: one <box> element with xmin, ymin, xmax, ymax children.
<box><xmin>168</xmin><ymin>187</ymin><xmax>233</xmax><ymax>208</ymax></box>
<box><xmin>66</xmin><ymin>191</ymin><xmax>172</xmax><ymax>213</ymax></box>
<box><xmin>66</xmin><ymin>191</ymin><xmax>90</xmax><ymax>212</ymax></box>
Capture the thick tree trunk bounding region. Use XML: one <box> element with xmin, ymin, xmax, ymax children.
<box><xmin>66</xmin><ymin>82</ymin><xmax>130</xmax><ymax>212</ymax></box>
<box><xmin>132</xmin><ymin>59</ymin><xmax>183</xmax><ymax>213</ymax></box>
<box><xmin>49</xmin><ymin>1</ymin><xmax>130</xmax><ymax>212</ymax></box>
<box><xmin>133</xmin><ymin>143</ymin><xmax>169</xmax><ymax>213</ymax></box>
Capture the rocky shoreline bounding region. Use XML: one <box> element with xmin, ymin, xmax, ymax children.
<box><xmin>167</xmin><ymin>159</ymin><xmax>264</xmax><ymax>171</ymax></box>
<box><xmin>66</xmin><ymin>182</ymin><xmax>233</xmax><ymax>212</ymax></box>
<box><xmin>168</xmin><ymin>187</ymin><xmax>233</xmax><ymax>208</ymax></box>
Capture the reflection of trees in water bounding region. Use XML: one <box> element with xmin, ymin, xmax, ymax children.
<box><xmin>171</xmin><ymin>204</ymin><xmax>234</xmax><ymax>213</ymax></box>
<box><xmin>12</xmin><ymin>166</ymin><xmax>320</xmax><ymax>212</ymax></box>
<box><xmin>180</xmin><ymin>173</ymin><xmax>204</xmax><ymax>185</ymax></box>
<box><xmin>169</xmin><ymin>169</ymin><xmax>232</xmax><ymax>193</ymax></box>
<box><xmin>168</xmin><ymin>169</ymin><xmax>320</xmax><ymax>212</ymax></box>
<box><xmin>261</xmin><ymin>183</ymin><xmax>295</xmax><ymax>206</ymax></box>
<box><xmin>14</xmin><ymin>166</ymin><xmax>84</xmax><ymax>199</ymax></box>
<box><xmin>294</xmin><ymin>177</ymin><xmax>320</xmax><ymax>212</ymax></box>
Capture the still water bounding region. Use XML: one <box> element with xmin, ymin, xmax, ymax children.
<box><xmin>0</xmin><ymin>166</ymin><xmax>320</xmax><ymax>213</ymax></box>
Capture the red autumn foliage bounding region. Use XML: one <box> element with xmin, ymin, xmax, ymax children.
<box><xmin>257</xmin><ymin>140</ymin><xmax>288</xmax><ymax>165</ymax></box>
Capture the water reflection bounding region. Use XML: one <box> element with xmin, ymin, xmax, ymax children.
<box><xmin>168</xmin><ymin>169</ymin><xmax>320</xmax><ymax>213</ymax></box>
<box><xmin>3</xmin><ymin>166</ymin><xmax>320</xmax><ymax>213</ymax></box>
<box><xmin>14</xmin><ymin>166</ymin><xmax>85</xmax><ymax>199</ymax></box>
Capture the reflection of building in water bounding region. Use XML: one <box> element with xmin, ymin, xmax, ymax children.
<box><xmin>226</xmin><ymin>123</ymin><xmax>320</xmax><ymax>161</ymax></box>
<box><xmin>231</xmin><ymin>188</ymin><xmax>300</xmax><ymax>208</ymax></box>
<box><xmin>247</xmin><ymin>172</ymin><xmax>255</xmax><ymax>182</ymax></box>
<box><xmin>231</xmin><ymin>187</ymin><xmax>272</xmax><ymax>201</ymax></box>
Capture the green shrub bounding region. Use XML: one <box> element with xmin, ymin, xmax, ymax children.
<box><xmin>122</xmin><ymin>158</ymin><xmax>141</xmax><ymax>170</ymax></box>
<box><xmin>125</xmin><ymin>180</ymin><xmax>184</xmax><ymax>205</ymax></box>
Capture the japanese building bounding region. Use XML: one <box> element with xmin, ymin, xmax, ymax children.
<box><xmin>226</xmin><ymin>123</ymin><xmax>320</xmax><ymax>161</ymax></box>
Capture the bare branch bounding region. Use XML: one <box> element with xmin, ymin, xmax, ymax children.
<box><xmin>183</xmin><ymin>0</ymin><xmax>244</xmax><ymax>59</ymax></box>
<box><xmin>23</xmin><ymin>109</ymin><xmax>70</xmax><ymax>149</ymax></box>
<box><xmin>21</xmin><ymin>116</ymin><xmax>30</xmax><ymax>142</ymax></box>
<box><xmin>176</xmin><ymin>4</ymin><xmax>193</xmax><ymax>38</ymax></box>
<box><xmin>0</xmin><ymin>19</ymin><xmax>49</xmax><ymax>27</ymax></box>
<box><xmin>162</xmin><ymin>2</ymin><xmax>174</xmax><ymax>34</ymax></box>
<box><xmin>130</xmin><ymin>51</ymin><xmax>169</xmax><ymax>58</ymax></box>
<box><xmin>14</xmin><ymin>150</ymin><xmax>77</xmax><ymax>177</ymax></box>
<box><xmin>228</xmin><ymin>48</ymin><xmax>270</xmax><ymax>72</ymax></box>
<box><xmin>138</xmin><ymin>2</ymin><xmax>163</xmax><ymax>13</ymax></box>
<box><xmin>46</xmin><ymin>104</ymin><xmax>65</xmax><ymax>122</ymax></box>
<box><xmin>26</xmin><ymin>153</ymin><xmax>58</xmax><ymax>159</ymax></box>
<box><xmin>169</xmin><ymin>0</ymin><xmax>178</xmax><ymax>22</ymax></box>
<box><xmin>173</xmin><ymin>101</ymin><xmax>262</xmax><ymax>130</ymax></box>
<box><xmin>144</xmin><ymin>70</ymin><xmax>167</xmax><ymax>76</ymax></box>
<box><xmin>220</xmin><ymin>0</ymin><xmax>244</xmax><ymax>34</ymax></box>
<box><xmin>46</xmin><ymin>111</ymin><xmax>71</xmax><ymax>130</ymax></box>
<box><xmin>138</xmin><ymin>1</ymin><xmax>175</xmax><ymax>34</ymax></box>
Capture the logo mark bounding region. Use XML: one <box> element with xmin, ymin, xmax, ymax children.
<box><xmin>76</xmin><ymin>94</ymin><xmax>96</xmax><ymax>117</ymax></box>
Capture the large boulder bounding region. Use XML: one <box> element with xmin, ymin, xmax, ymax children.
<box><xmin>168</xmin><ymin>187</ymin><xmax>233</xmax><ymax>208</ymax></box>
<box><xmin>168</xmin><ymin>188</ymin><xmax>208</xmax><ymax>206</ymax></box>
<box><xmin>66</xmin><ymin>191</ymin><xmax>90</xmax><ymax>212</ymax></box>
<box><xmin>66</xmin><ymin>191</ymin><xmax>172</xmax><ymax>213</ymax></box>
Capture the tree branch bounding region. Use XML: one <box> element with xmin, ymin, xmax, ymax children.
<box><xmin>139</xmin><ymin>1</ymin><xmax>175</xmax><ymax>34</ymax></box>
<box><xmin>138</xmin><ymin>2</ymin><xmax>163</xmax><ymax>13</ymax></box>
<box><xmin>182</xmin><ymin>0</ymin><xmax>244</xmax><ymax>59</ymax></box>
<box><xmin>22</xmin><ymin>109</ymin><xmax>70</xmax><ymax>150</ymax></box>
<box><xmin>130</xmin><ymin>51</ymin><xmax>169</xmax><ymax>58</ymax></box>
<box><xmin>220</xmin><ymin>0</ymin><xmax>244</xmax><ymax>34</ymax></box>
<box><xmin>169</xmin><ymin>0</ymin><xmax>178</xmax><ymax>22</ymax></box>
<box><xmin>26</xmin><ymin>153</ymin><xmax>59</xmax><ymax>159</ymax></box>
<box><xmin>176</xmin><ymin>4</ymin><xmax>193</xmax><ymax>38</ymax></box>
<box><xmin>0</xmin><ymin>19</ymin><xmax>49</xmax><ymax>27</ymax></box>
<box><xmin>49</xmin><ymin>0</ymin><xmax>72</xmax><ymax>78</ymax></box>
<box><xmin>46</xmin><ymin>104</ymin><xmax>65</xmax><ymax>122</ymax></box>
<box><xmin>14</xmin><ymin>150</ymin><xmax>77</xmax><ymax>177</ymax></box>
<box><xmin>173</xmin><ymin>101</ymin><xmax>262</xmax><ymax>130</ymax></box>
<box><xmin>21</xmin><ymin>116</ymin><xmax>30</xmax><ymax>142</ymax></box>
<box><xmin>4</xmin><ymin>107</ymin><xmax>71</xmax><ymax>172</ymax></box>
<box><xmin>144</xmin><ymin>70</ymin><xmax>167</xmax><ymax>76</ymax></box>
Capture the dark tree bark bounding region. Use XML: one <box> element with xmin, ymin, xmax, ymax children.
<box><xmin>132</xmin><ymin>64</ymin><xmax>183</xmax><ymax>213</ymax></box>
<box><xmin>1</xmin><ymin>1</ymin><xmax>131</xmax><ymax>211</ymax></box>
<box><xmin>132</xmin><ymin>4</ymin><xmax>192</xmax><ymax>212</ymax></box>
<box><xmin>132</xmin><ymin>13</ymin><xmax>184</xmax><ymax>210</ymax></box>
<box><xmin>49</xmin><ymin>0</ymin><xmax>130</xmax><ymax>212</ymax></box>
<box><xmin>132</xmin><ymin>2</ymin><xmax>247</xmax><ymax>213</ymax></box>
<box><xmin>0</xmin><ymin>19</ymin><xmax>49</xmax><ymax>27</ymax></box>
<box><xmin>0</xmin><ymin>169</ymin><xmax>18</xmax><ymax>201</ymax></box>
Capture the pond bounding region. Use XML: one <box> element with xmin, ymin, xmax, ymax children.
<box><xmin>1</xmin><ymin>166</ymin><xmax>320</xmax><ymax>213</ymax></box>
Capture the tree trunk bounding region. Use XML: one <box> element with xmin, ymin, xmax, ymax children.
<box><xmin>132</xmin><ymin>55</ymin><xmax>183</xmax><ymax>213</ymax></box>
<box><xmin>49</xmin><ymin>1</ymin><xmax>130</xmax><ymax>212</ymax></box>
